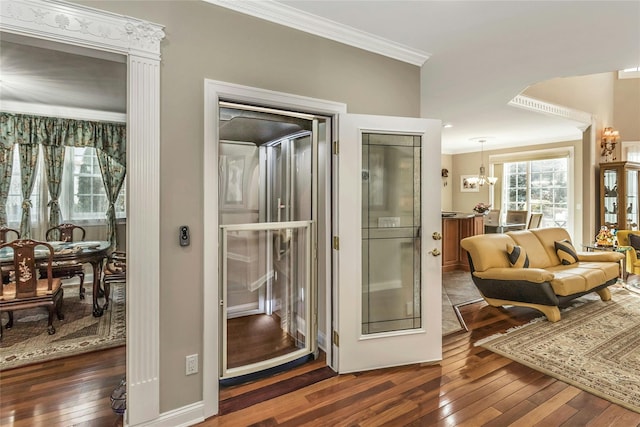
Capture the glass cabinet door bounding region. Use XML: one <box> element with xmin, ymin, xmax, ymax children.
<box><xmin>627</xmin><ymin>169</ymin><xmax>638</xmax><ymax>230</ymax></box>
<box><xmin>602</xmin><ymin>167</ymin><xmax>619</xmax><ymax>228</ymax></box>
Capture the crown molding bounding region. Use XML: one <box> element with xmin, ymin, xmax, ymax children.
<box><xmin>509</xmin><ymin>95</ymin><xmax>593</xmax><ymax>131</ymax></box>
<box><xmin>204</xmin><ymin>0</ymin><xmax>430</xmax><ymax>66</ymax></box>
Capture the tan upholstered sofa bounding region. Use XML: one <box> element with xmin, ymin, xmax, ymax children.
<box><xmin>460</xmin><ymin>227</ymin><xmax>624</xmax><ymax>322</ymax></box>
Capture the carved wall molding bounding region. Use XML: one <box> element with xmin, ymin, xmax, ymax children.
<box><xmin>0</xmin><ymin>0</ymin><xmax>164</xmax><ymax>58</ymax></box>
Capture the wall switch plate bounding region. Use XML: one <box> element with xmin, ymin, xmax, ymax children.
<box><xmin>186</xmin><ymin>354</ymin><xmax>198</xmax><ymax>375</ymax></box>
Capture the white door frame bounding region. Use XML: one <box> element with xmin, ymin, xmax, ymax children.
<box><xmin>203</xmin><ymin>80</ymin><xmax>346</xmax><ymax>417</ymax></box>
<box><xmin>0</xmin><ymin>1</ymin><xmax>163</xmax><ymax>425</ymax></box>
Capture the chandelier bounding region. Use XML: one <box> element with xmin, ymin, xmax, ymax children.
<box><xmin>468</xmin><ymin>138</ymin><xmax>498</xmax><ymax>186</ymax></box>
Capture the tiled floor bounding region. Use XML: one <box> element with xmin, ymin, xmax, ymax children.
<box><xmin>442</xmin><ymin>269</ymin><xmax>482</xmax><ymax>335</ymax></box>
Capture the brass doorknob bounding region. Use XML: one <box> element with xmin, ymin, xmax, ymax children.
<box><xmin>432</xmin><ymin>232</ymin><xmax>442</xmax><ymax>240</ymax></box>
<box><xmin>429</xmin><ymin>248</ymin><xmax>441</xmax><ymax>256</ymax></box>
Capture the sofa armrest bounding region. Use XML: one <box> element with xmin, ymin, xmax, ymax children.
<box><xmin>473</xmin><ymin>267</ymin><xmax>554</xmax><ymax>283</ymax></box>
<box><xmin>577</xmin><ymin>251</ymin><xmax>624</xmax><ymax>263</ymax></box>
<box><xmin>619</xmin><ymin>246</ymin><xmax>639</xmax><ymax>273</ymax></box>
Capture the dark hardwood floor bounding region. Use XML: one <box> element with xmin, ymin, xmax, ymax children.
<box><xmin>0</xmin><ymin>345</ymin><xmax>125</xmax><ymax>427</ymax></box>
<box><xmin>3</xmin><ymin>288</ymin><xmax>640</xmax><ymax>426</ymax></box>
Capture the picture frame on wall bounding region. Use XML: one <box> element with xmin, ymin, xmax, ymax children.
<box><xmin>460</xmin><ymin>175</ymin><xmax>479</xmax><ymax>192</ymax></box>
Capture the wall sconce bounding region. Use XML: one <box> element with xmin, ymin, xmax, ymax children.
<box><xmin>601</xmin><ymin>127</ymin><xmax>620</xmax><ymax>162</ymax></box>
<box><xmin>441</xmin><ymin>168</ymin><xmax>449</xmax><ymax>187</ymax></box>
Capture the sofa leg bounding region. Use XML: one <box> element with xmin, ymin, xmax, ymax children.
<box><xmin>483</xmin><ymin>296</ymin><xmax>562</xmax><ymax>322</ymax></box>
<box><xmin>596</xmin><ymin>288</ymin><xmax>612</xmax><ymax>302</ymax></box>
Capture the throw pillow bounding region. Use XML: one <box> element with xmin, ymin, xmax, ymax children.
<box><xmin>506</xmin><ymin>243</ymin><xmax>529</xmax><ymax>268</ymax></box>
<box><xmin>629</xmin><ymin>233</ymin><xmax>640</xmax><ymax>257</ymax></box>
<box><xmin>555</xmin><ymin>239</ymin><xmax>579</xmax><ymax>265</ymax></box>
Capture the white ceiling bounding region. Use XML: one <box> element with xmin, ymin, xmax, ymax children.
<box><xmin>1</xmin><ymin>1</ymin><xmax>638</xmax><ymax>154</ymax></box>
<box><xmin>0</xmin><ymin>33</ymin><xmax>127</xmax><ymax>117</ymax></box>
<box><xmin>214</xmin><ymin>0</ymin><xmax>640</xmax><ymax>153</ymax></box>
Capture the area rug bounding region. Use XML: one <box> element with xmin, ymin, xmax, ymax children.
<box><xmin>0</xmin><ymin>283</ymin><xmax>125</xmax><ymax>370</ymax></box>
<box><xmin>479</xmin><ymin>290</ymin><xmax>640</xmax><ymax>413</ymax></box>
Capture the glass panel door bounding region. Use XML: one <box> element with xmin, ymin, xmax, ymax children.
<box><xmin>361</xmin><ymin>134</ymin><xmax>421</xmax><ymax>334</ymax></box>
<box><xmin>603</xmin><ymin>167</ymin><xmax>619</xmax><ymax>228</ymax></box>
<box><xmin>627</xmin><ymin>169</ymin><xmax>638</xmax><ymax>229</ymax></box>
<box><xmin>335</xmin><ymin>113</ymin><xmax>442</xmax><ymax>374</ymax></box>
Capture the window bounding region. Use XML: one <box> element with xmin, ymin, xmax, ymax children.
<box><xmin>6</xmin><ymin>145</ymin><xmax>125</xmax><ymax>228</ymax></box>
<box><xmin>6</xmin><ymin>148</ymin><xmax>43</xmax><ymax>225</ymax></box>
<box><xmin>503</xmin><ymin>157</ymin><xmax>569</xmax><ymax>228</ymax></box>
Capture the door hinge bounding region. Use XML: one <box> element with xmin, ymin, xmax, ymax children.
<box><xmin>333</xmin><ymin>140</ymin><xmax>339</xmax><ymax>155</ymax></box>
<box><xmin>332</xmin><ymin>330</ymin><xmax>339</xmax><ymax>347</ymax></box>
<box><xmin>333</xmin><ymin>236</ymin><xmax>339</xmax><ymax>250</ymax></box>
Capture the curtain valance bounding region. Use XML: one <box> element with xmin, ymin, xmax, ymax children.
<box><xmin>0</xmin><ymin>112</ymin><xmax>126</xmax><ymax>166</ymax></box>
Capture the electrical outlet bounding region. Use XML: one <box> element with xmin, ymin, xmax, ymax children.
<box><xmin>186</xmin><ymin>354</ymin><xmax>198</xmax><ymax>375</ymax></box>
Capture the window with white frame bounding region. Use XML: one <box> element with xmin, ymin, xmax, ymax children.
<box><xmin>503</xmin><ymin>157</ymin><xmax>569</xmax><ymax>228</ymax></box>
<box><xmin>6</xmin><ymin>145</ymin><xmax>126</xmax><ymax>228</ymax></box>
<box><xmin>6</xmin><ymin>148</ymin><xmax>43</xmax><ymax>226</ymax></box>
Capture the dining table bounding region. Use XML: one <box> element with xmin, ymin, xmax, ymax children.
<box><xmin>0</xmin><ymin>240</ymin><xmax>113</xmax><ymax>317</ymax></box>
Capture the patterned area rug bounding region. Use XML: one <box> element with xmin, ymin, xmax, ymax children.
<box><xmin>0</xmin><ymin>283</ymin><xmax>125</xmax><ymax>370</ymax></box>
<box><xmin>479</xmin><ymin>289</ymin><xmax>640</xmax><ymax>413</ymax></box>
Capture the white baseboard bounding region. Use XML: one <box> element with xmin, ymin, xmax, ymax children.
<box><xmin>126</xmin><ymin>401</ymin><xmax>205</xmax><ymax>427</ymax></box>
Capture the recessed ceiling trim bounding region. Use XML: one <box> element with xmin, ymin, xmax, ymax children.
<box><xmin>204</xmin><ymin>0</ymin><xmax>430</xmax><ymax>66</ymax></box>
<box><xmin>509</xmin><ymin>95</ymin><xmax>593</xmax><ymax>131</ymax></box>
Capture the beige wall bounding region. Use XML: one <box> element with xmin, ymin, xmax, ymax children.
<box><xmin>615</xmin><ymin>77</ymin><xmax>640</xmax><ymax>142</ymax></box>
<box><xmin>441</xmin><ymin>154</ymin><xmax>453</xmax><ymax>211</ymax></box>
<box><xmin>524</xmin><ymin>72</ymin><xmax>615</xmax><ymax>128</ymax></box>
<box><xmin>73</xmin><ymin>0</ymin><xmax>421</xmax><ymax>413</ymax></box>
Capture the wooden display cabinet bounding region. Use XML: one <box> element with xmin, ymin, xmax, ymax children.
<box><xmin>600</xmin><ymin>161</ymin><xmax>640</xmax><ymax>231</ymax></box>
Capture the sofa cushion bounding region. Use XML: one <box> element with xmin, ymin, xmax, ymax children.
<box><xmin>555</xmin><ymin>239</ymin><xmax>579</xmax><ymax>265</ymax></box>
<box><xmin>577</xmin><ymin>261</ymin><xmax>620</xmax><ymax>280</ymax></box>
<box><xmin>507</xmin><ymin>230</ymin><xmax>553</xmax><ymax>268</ymax></box>
<box><xmin>506</xmin><ymin>243</ymin><xmax>529</xmax><ymax>268</ymax></box>
<box><xmin>529</xmin><ymin>227</ymin><xmax>573</xmax><ymax>266</ymax></box>
<box><xmin>546</xmin><ymin>264</ymin><xmax>607</xmax><ymax>295</ymax></box>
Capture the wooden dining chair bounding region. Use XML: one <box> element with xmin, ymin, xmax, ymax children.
<box><xmin>0</xmin><ymin>239</ymin><xmax>64</xmax><ymax>338</ymax></box>
<box><xmin>1</xmin><ymin>227</ymin><xmax>20</xmax><ymax>284</ymax></box>
<box><xmin>527</xmin><ymin>213</ymin><xmax>543</xmax><ymax>229</ymax></box>
<box><xmin>506</xmin><ymin>210</ymin><xmax>529</xmax><ymax>229</ymax></box>
<box><xmin>102</xmin><ymin>251</ymin><xmax>126</xmax><ymax>311</ymax></box>
<box><xmin>41</xmin><ymin>223</ymin><xmax>87</xmax><ymax>299</ymax></box>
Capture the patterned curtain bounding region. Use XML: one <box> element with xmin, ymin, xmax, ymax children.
<box><xmin>40</xmin><ymin>117</ymin><xmax>69</xmax><ymax>230</ymax></box>
<box><xmin>1</xmin><ymin>112</ymin><xmax>126</xmax><ymax>238</ymax></box>
<box><xmin>18</xmin><ymin>142</ymin><xmax>39</xmax><ymax>238</ymax></box>
<box><xmin>0</xmin><ymin>114</ymin><xmax>18</xmax><ymax>227</ymax></box>
<box><xmin>42</xmin><ymin>144</ymin><xmax>66</xmax><ymax>230</ymax></box>
<box><xmin>0</xmin><ymin>145</ymin><xmax>14</xmax><ymax>227</ymax></box>
<box><xmin>96</xmin><ymin>122</ymin><xmax>126</xmax><ymax>247</ymax></box>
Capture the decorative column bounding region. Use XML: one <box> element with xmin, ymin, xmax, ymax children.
<box><xmin>126</xmin><ymin>52</ymin><xmax>162</xmax><ymax>425</ymax></box>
